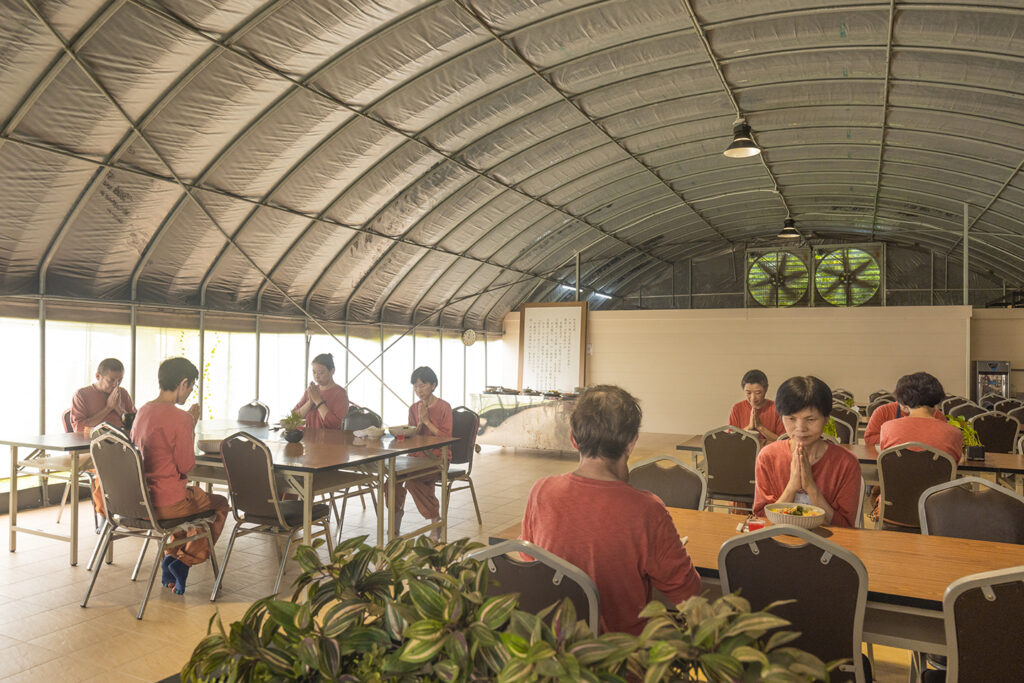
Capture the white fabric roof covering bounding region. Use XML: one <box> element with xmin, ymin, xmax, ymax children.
<box><xmin>0</xmin><ymin>0</ymin><xmax>1022</xmax><ymax>330</ymax></box>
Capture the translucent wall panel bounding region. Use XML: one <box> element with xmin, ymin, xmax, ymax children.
<box><xmin>0</xmin><ymin>317</ymin><xmax>40</xmax><ymax>482</ymax></box>
<box><xmin>136</xmin><ymin>313</ymin><xmax>201</xmax><ymax>407</ymax></box>
<box><xmin>259</xmin><ymin>331</ymin><xmax>306</xmax><ymax>420</ymax></box>
<box><xmin>441</xmin><ymin>333</ymin><xmax>465</xmax><ymax>408</ymax></box>
<box><xmin>345</xmin><ymin>326</ymin><xmax>382</xmax><ymax>417</ymax></box>
<box><xmin>466</xmin><ymin>337</ymin><xmax>486</xmax><ymax>399</ymax></box>
<box><xmin>202</xmin><ymin>329</ymin><xmax>256</xmax><ymax>421</ymax></box>
<box><xmin>44</xmin><ymin>320</ymin><xmax>131</xmax><ymax>433</ymax></box>
<box><xmin>414</xmin><ymin>330</ymin><xmax>441</xmax><ymax>396</ymax></box>
<box><xmin>382</xmin><ymin>327</ymin><xmax>414</xmax><ymax>426</ymax></box>
<box><xmin>486</xmin><ymin>336</ymin><xmax>504</xmax><ymax>388</ymax></box>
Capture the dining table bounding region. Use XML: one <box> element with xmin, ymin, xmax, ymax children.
<box><xmin>3</xmin><ymin>431</ymin><xmax>91</xmax><ymax>565</ymax></box>
<box><xmin>491</xmin><ymin>508</ymin><xmax>1024</xmax><ymax>654</ymax></box>
<box><xmin>192</xmin><ymin>421</ymin><xmax>460</xmax><ymax>547</ymax></box>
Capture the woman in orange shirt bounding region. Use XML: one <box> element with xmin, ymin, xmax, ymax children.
<box><xmin>293</xmin><ymin>353</ymin><xmax>349</xmax><ymax>429</ymax></box>
<box><xmin>754</xmin><ymin>376</ymin><xmax>862</xmax><ymax>527</ymax></box>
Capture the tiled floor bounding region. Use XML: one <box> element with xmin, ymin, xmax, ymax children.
<box><xmin>0</xmin><ymin>445</ymin><xmax>912</xmax><ymax>681</ymax></box>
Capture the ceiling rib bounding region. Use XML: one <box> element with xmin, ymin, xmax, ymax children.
<box><xmin>680</xmin><ymin>0</ymin><xmax>791</xmax><ymax>221</ymax></box>
<box><xmin>127</xmin><ymin>0</ymin><xmax>672</xmax><ymax>278</ymax></box>
<box><xmin>945</xmin><ymin>158</ymin><xmax>1024</xmax><ymax>255</ymax></box>
<box><xmin>16</xmin><ymin>0</ymin><xmax>419</xmax><ymax>406</ymax></box>
<box><xmin>453</xmin><ymin>0</ymin><xmax>732</xmax><ymax>248</ymax></box>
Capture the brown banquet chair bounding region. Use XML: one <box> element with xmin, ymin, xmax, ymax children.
<box><xmin>920</xmin><ymin>476</ymin><xmax>1024</xmax><ymax>544</ymax></box>
<box><xmin>701</xmin><ymin>426</ymin><xmax>759</xmax><ymax>512</ymax></box>
<box><xmin>969</xmin><ymin>411</ymin><xmax>1019</xmax><ymax>453</ymax></box>
<box><xmin>719</xmin><ymin>526</ymin><xmax>870</xmax><ymax>682</ymax></box>
<box><xmin>876</xmin><ymin>442</ymin><xmax>957</xmax><ymax>531</ymax></box>
<box><xmin>436</xmin><ymin>406</ymin><xmax>483</xmax><ymax>524</ymax></box>
<box><xmin>628</xmin><ymin>455</ymin><xmax>707</xmax><ymax>510</ymax></box>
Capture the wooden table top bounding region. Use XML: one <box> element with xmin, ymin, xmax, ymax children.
<box><xmin>196</xmin><ymin>426</ymin><xmax>459</xmax><ymax>471</ymax></box>
<box><xmin>493</xmin><ymin>508</ymin><xmax>1024</xmax><ymax>609</ymax></box>
<box><xmin>843</xmin><ymin>443</ymin><xmax>1024</xmax><ymax>474</ymax></box>
<box><xmin>0</xmin><ymin>432</ymin><xmax>90</xmax><ymax>451</ymax></box>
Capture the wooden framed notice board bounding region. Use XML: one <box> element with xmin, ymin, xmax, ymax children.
<box><xmin>518</xmin><ymin>302</ymin><xmax>587</xmax><ymax>392</ymax></box>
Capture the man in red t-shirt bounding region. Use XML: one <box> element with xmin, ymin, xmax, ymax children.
<box><xmin>521</xmin><ymin>385</ymin><xmax>700</xmax><ymax>635</ymax></box>
<box><xmin>728</xmin><ymin>369</ymin><xmax>784</xmax><ymax>442</ymax></box>
<box><xmin>70</xmin><ymin>358</ymin><xmax>136</xmax><ymax>433</ymax></box>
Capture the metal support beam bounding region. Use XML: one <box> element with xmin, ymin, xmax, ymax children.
<box><xmin>963</xmin><ymin>202</ymin><xmax>969</xmax><ymax>305</ymax></box>
<box><xmin>198</xmin><ymin>310</ymin><xmax>205</xmax><ymax>417</ymax></box>
<box><xmin>575</xmin><ymin>253</ymin><xmax>581</xmax><ymax>302</ymax></box>
<box><xmin>130</xmin><ymin>304</ymin><xmax>137</xmax><ymax>400</ymax></box>
<box><xmin>254</xmin><ymin>314</ymin><xmax>261</xmax><ymax>400</ymax></box>
<box><xmin>38</xmin><ymin>300</ymin><xmax>45</xmax><ymax>433</ymax></box>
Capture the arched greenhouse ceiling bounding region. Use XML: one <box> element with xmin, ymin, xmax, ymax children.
<box><xmin>1</xmin><ymin>0</ymin><xmax>1023</xmax><ymax>333</ymax></box>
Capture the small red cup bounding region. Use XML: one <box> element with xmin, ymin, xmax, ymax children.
<box><xmin>747</xmin><ymin>518</ymin><xmax>766</xmax><ymax>531</ymax></box>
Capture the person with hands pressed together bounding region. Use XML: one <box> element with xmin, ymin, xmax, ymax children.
<box><xmin>753</xmin><ymin>376</ymin><xmax>862</xmax><ymax>528</ymax></box>
<box><xmin>728</xmin><ymin>369</ymin><xmax>785</xmax><ymax>443</ymax></box>
<box><xmin>387</xmin><ymin>367</ymin><xmax>452</xmax><ymax>540</ymax></box>
<box><xmin>70</xmin><ymin>358</ymin><xmax>136</xmax><ymax>432</ymax></box>
<box><xmin>293</xmin><ymin>353</ymin><xmax>349</xmax><ymax>429</ymax></box>
<box><xmin>130</xmin><ymin>357</ymin><xmax>228</xmax><ymax>595</ymax></box>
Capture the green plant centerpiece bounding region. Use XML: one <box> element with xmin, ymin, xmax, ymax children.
<box><xmin>182</xmin><ymin>536</ymin><xmax>831</xmax><ymax>682</ymax></box>
<box><xmin>947</xmin><ymin>414</ymin><xmax>984</xmax><ymax>460</ymax></box>
<box><xmin>823</xmin><ymin>417</ymin><xmax>838</xmax><ymax>440</ymax></box>
<box><xmin>280</xmin><ymin>411</ymin><xmax>305</xmax><ymax>443</ymax></box>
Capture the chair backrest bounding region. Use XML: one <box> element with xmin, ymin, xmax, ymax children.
<box><xmin>628</xmin><ymin>456</ymin><xmax>707</xmax><ymax>510</ymax></box>
<box><xmin>90</xmin><ymin>428</ymin><xmax>158</xmax><ymax>527</ymax></box>
<box><xmin>866</xmin><ymin>398</ymin><xmax>890</xmax><ymax>418</ymax></box>
<box><xmin>237</xmin><ymin>400</ymin><xmax>269</xmax><ymax>424</ymax></box>
<box><xmin>940</xmin><ymin>396</ymin><xmax>969</xmax><ymax>414</ymax></box>
<box><xmin>830</xmin><ymin>406</ymin><xmax>860</xmax><ymax>432</ymax></box>
<box><xmin>468</xmin><ymin>540</ymin><xmax>600</xmax><ymax>634</ymax></box>
<box><xmin>993</xmin><ymin>398</ymin><xmax>1023</xmax><ymax>413</ymax></box>
<box><xmin>868</xmin><ymin>389</ymin><xmax>893</xmax><ymax>403</ymax></box>
<box><xmin>450</xmin><ymin>406</ymin><xmax>480</xmax><ymax>467</ymax></box>
<box><xmin>832</xmin><ymin>388</ymin><xmax>853</xmax><ymax>402</ymax></box>
<box><xmin>830</xmin><ymin>417</ymin><xmax>856</xmax><ymax>445</ymax></box>
<box><xmin>343</xmin><ymin>407</ymin><xmax>383</xmax><ymax>431</ymax></box>
<box><xmin>969</xmin><ymin>411</ymin><xmax>1019</xmax><ymax>452</ymax></box>
<box><xmin>1019</xmin><ymin>433</ymin><xmax>1024</xmax><ymax>456</ymax></box>
<box><xmin>942</xmin><ymin>567</ymin><xmax>1024</xmax><ymax>682</ymax></box>
<box><xmin>1008</xmin><ymin>405</ymin><xmax>1024</xmax><ymax>428</ymax></box>
<box><xmin>220</xmin><ymin>432</ymin><xmax>286</xmax><ymax>527</ymax></box>
<box><xmin>719</xmin><ymin>526</ymin><xmax>868</xmax><ymax>683</ymax></box>
<box><xmin>920</xmin><ymin>476</ymin><xmax>1024</xmax><ymax>544</ymax></box>
<box><xmin>877</xmin><ymin>442</ymin><xmax>957</xmax><ymax>528</ymax></box>
<box><xmin>701</xmin><ymin>427</ymin><xmax>760</xmax><ymax>498</ymax></box>
<box><xmin>949</xmin><ymin>402</ymin><xmax>986</xmax><ymax>420</ymax></box>
<box><xmin>62</xmin><ymin>409</ymin><xmax>73</xmax><ymax>433</ymax></box>
<box><xmin>978</xmin><ymin>392</ymin><xmax>1003</xmax><ymax>410</ymax></box>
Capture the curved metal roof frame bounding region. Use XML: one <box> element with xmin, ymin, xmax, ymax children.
<box><xmin>1</xmin><ymin>0</ymin><xmax>1022</xmax><ymax>332</ymax></box>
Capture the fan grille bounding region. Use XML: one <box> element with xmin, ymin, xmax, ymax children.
<box><xmin>748</xmin><ymin>251</ymin><xmax>809</xmax><ymax>308</ymax></box>
<box><xmin>815</xmin><ymin>247</ymin><xmax>881</xmax><ymax>306</ymax></box>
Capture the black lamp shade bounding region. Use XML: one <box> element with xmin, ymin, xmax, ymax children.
<box><xmin>723</xmin><ymin>122</ymin><xmax>761</xmax><ymax>158</ymax></box>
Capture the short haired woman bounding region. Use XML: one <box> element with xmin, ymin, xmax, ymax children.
<box><xmin>728</xmin><ymin>369</ymin><xmax>784</xmax><ymax>442</ymax></box>
<box><xmin>880</xmin><ymin>372</ymin><xmax>963</xmax><ymax>462</ymax></box>
<box><xmin>388</xmin><ymin>367</ymin><xmax>452</xmax><ymax>540</ymax></box>
<box><xmin>131</xmin><ymin>357</ymin><xmax>229</xmax><ymax>594</ymax></box>
<box><xmin>753</xmin><ymin>376</ymin><xmax>862</xmax><ymax>527</ymax></box>
<box><xmin>293</xmin><ymin>352</ymin><xmax>349</xmax><ymax>429</ymax></box>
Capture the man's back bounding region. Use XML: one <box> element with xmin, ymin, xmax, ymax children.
<box><xmin>521</xmin><ymin>472</ymin><xmax>700</xmax><ymax>635</ymax></box>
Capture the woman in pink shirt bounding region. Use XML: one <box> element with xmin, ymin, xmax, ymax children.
<box><xmin>389</xmin><ymin>367</ymin><xmax>452</xmax><ymax>540</ymax></box>
<box><xmin>131</xmin><ymin>357</ymin><xmax>228</xmax><ymax>595</ymax></box>
<box><xmin>753</xmin><ymin>376</ymin><xmax>862</xmax><ymax>528</ymax></box>
<box><xmin>879</xmin><ymin>372</ymin><xmax>963</xmax><ymax>462</ymax></box>
<box><xmin>293</xmin><ymin>353</ymin><xmax>350</xmax><ymax>429</ymax></box>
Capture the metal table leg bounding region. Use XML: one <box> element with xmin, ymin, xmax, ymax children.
<box><xmin>440</xmin><ymin>452</ymin><xmax>448</xmax><ymax>544</ymax></box>
<box><xmin>387</xmin><ymin>457</ymin><xmax>396</xmax><ymax>542</ymax></box>
<box><xmin>9</xmin><ymin>446</ymin><xmax>17</xmax><ymax>552</ymax></box>
<box><xmin>301</xmin><ymin>472</ymin><xmax>312</xmax><ymax>545</ymax></box>
<box><xmin>70</xmin><ymin>451</ymin><xmax>79</xmax><ymax>566</ymax></box>
<box><xmin>376</xmin><ymin>461</ymin><xmax>385</xmax><ymax>547</ymax></box>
